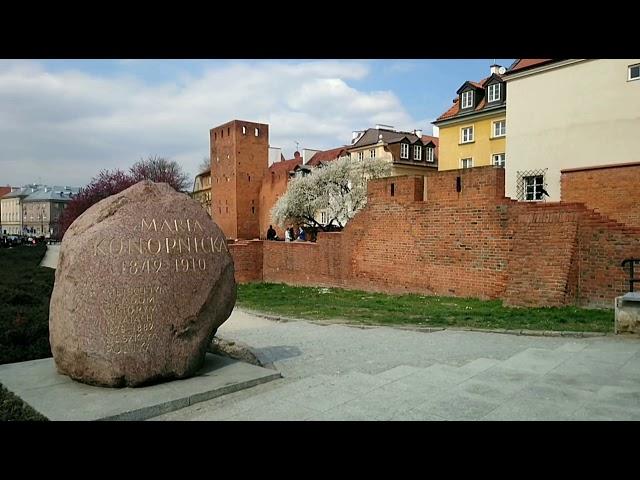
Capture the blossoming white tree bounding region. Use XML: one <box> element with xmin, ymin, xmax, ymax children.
<box><xmin>271</xmin><ymin>156</ymin><xmax>392</xmax><ymax>231</ymax></box>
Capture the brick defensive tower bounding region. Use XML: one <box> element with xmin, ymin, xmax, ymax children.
<box><xmin>210</xmin><ymin>120</ymin><xmax>269</xmax><ymax>240</ymax></box>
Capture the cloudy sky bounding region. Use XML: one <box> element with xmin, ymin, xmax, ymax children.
<box><xmin>0</xmin><ymin>59</ymin><xmax>514</xmax><ymax>188</ymax></box>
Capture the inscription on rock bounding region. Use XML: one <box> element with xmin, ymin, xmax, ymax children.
<box><xmin>49</xmin><ymin>181</ymin><xmax>236</xmax><ymax>387</ymax></box>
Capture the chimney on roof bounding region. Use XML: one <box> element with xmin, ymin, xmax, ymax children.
<box><xmin>294</xmin><ymin>151</ymin><xmax>301</xmax><ymax>159</ymax></box>
<box><xmin>375</xmin><ymin>124</ymin><xmax>395</xmax><ymax>131</ymax></box>
<box><xmin>490</xmin><ymin>64</ymin><xmax>501</xmax><ymax>75</ymax></box>
<box><xmin>414</xmin><ymin>129</ymin><xmax>423</xmax><ymax>138</ymax></box>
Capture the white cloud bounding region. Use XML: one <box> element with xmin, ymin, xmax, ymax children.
<box><xmin>0</xmin><ymin>60</ymin><xmax>419</xmax><ymax>187</ymax></box>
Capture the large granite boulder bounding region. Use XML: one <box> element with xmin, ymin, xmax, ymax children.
<box><xmin>49</xmin><ymin>181</ymin><xmax>236</xmax><ymax>387</ymax></box>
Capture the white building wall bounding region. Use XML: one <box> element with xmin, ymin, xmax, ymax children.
<box><xmin>268</xmin><ymin>147</ymin><xmax>282</xmax><ymax>167</ymax></box>
<box><xmin>505</xmin><ymin>59</ymin><xmax>640</xmax><ymax>201</ymax></box>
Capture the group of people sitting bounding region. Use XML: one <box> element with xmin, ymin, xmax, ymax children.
<box><xmin>266</xmin><ymin>224</ymin><xmax>306</xmax><ymax>242</ymax></box>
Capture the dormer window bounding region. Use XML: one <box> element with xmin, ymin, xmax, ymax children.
<box><xmin>414</xmin><ymin>145</ymin><xmax>422</xmax><ymax>160</ymax></box>
<box><xmin>461</xmin><ymin>90</ymin><xmax>473</xmax><ymax>109</ymax></box>
<box><xmin>426</xmin><ymin>147</ymin><xmax>434</xmax><ymax>162</ymax></box>
<box><xmin>487</xmin><ymin>83</ymin><xmax>501</xmax><ymax>102</ymax></box>
<box><xmin>400</xmin><ymin>143</ymin><xmax>409</xmax><ymax>159</ymax></box>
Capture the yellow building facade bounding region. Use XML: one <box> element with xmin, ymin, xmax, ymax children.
<box><xmin>433</xmin><ymin>64</ymin><xmax>507</xmax><ymax>171</ymax></box>
<box><xmin>192</xmin><ymin>170</ymin><xmax>212</xmax><ymax>217</ymax></box>
<box><xmin>436</xmin><ymin>111</ymin><xmax>506</xmax><ymax>170</ymax></box>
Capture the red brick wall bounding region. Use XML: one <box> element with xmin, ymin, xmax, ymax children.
<box><xmin>210</xmin><ymin>120</ymin><xmax>268</xmax><ymax>240</ymax></box>
<box><xmin>262</xmin><ymin>232</ymin><xmax>346</xmax><ymax>287</ymax></box>
<box><xmin>228</xmin><ymin>240</ymin><xmax>263</xmax><ymax>282</ymax></box>
<box><xmin>228</xmin><ymin>166</ymin><xmax>640</xmax><ymax>308</ymax></box>
<box><xmin>503</xmin><ymin>204</ymin><xmax>583</xmax><ymax>307</ymax></box>
<box><xmin>259</xmin><ymin>173</ymin><xmax>285</xmax><ymax>240</ymax></box>
<box><xmin>423</xmin><ymin>166</ymin><xmax>505</xmax><ymax>203</ymax></box>
<box><xmin>210</xmin><ymin>122</ymin><xmax>237</xmax><ymax>239</ymax></box>
<box><xmin>344</xmin><ymin>169</ymin><xmax>512</xmax><ymax>298</ymax></box>
<box><xmin>259</xmin><ymin>158</ymin><xmax>301</xmax><ymax>240</ymax></box>
<box><xmin>561</xmin><ymin>163</ymin><xmax>640</xmax><ymax>229</ymax></box>
<box><xmin>570</xmin><ymin>210</ymin><xmax>640</xmax><ymax>307</ymax></box>
<box><xmin>368</xmin><ymin>175</ymin><xmax>424</xmax><ymax>203</ymax></box>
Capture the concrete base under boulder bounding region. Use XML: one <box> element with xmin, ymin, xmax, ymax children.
<box><xmin>0</xmin><ymin>353</ymin><xmax>280</xmax><ymax>421</ymax></box>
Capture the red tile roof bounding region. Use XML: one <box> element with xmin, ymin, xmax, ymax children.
<box><xmin>421</xmin><ymin>135</ymin><xmax>439</xmax><ymax>161</ymax></box>
<box><xmin>506</xmin><ymin>59</ymin><xmax>555</xmax><ymax>74</ymax></box>
<box><xmin>306</xmin><ymin>146</ymin><xmax>349</xmax><ymax>167</ymax></box>
<box><xmin>268</xmin><ymin>157</ymin><xmax>302</xmax><ymax>174</ymax></box>
<box><xmin>436</xmin><ymin>95</ymin><xmax>490</xmax><ymax>122</ymax></box>
<box><xmin>421</xmin><ymin>135</ymin><xmax>439</xmax><ymax>147</ymax></box>
<box><xmin>436</xmin><ymin>73</ymin><xmax>502</xmax><ymax>122</ymax></box>
<box><xmin>437</xmin><ymin>100</ymin><xmax>460</xmax><ymax>121</ymax></box>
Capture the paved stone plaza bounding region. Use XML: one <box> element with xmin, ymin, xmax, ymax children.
<box><xmin>153</xmin><ymin>309</ymin><xmax>640</xmax><ymax>421</ymax></box>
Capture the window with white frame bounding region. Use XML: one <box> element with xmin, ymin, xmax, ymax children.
<box><xmin>461</xmin><ymin>90</ymin><xmax>473</xmax><ymax>108</ymax></box>
<box><xmin>414</xmin><ymin>145</ymin><xmax>422</xmax><ymax>160</ymax></box>
<box><xmin>426</xmin><ymin>147</ymin><xmax>434</xmax><ymax>162</ymax></box>
<box><xmin>492</xmin><ymin>153</ymin><xmax>505</xmax><ymax>167</ymax></box>
<box><xmin>461</xmin><ymin>158</ymin><xmax>473</xmax><ymax>169</ymax></box>
<box><xmin>320</xmin><ymin>211</ymin><xmax>328</xmax><ymax>224</ymax></box>
<box><xmin>242</xmin><ymin>126</ymin><xmax>246</xmax><ymax>135</ymax></box>
<box><xmin>400</xmin><ymin>143</ymin><xmax>409</xmax><ymax>159</ymax></box>
<box><xmin>357</xmin><ymin>151</ymin><xmax>364</xmax><ymax>161</ymax></box>
<box><xmin>461</xmin><ymin>126</ymin><xmax>474</xmax><ymax>143</ymax></box>
<box><xmin>254</xmin><ymin>128</ymin><xmax>259</xmax><ymax>136</ymax></box>
<box><xmin>524</xmin><ymin>175</ymin><xmax>545</xmax><ymax>201</ymax></box>
<box><xmin>493</xmin><ymin>120</ymin><xmax>506</xmax><ymax>137</ymax></box>
<box><xmin>487</xmin><ymin>83</ymin><xmax>501</xmax><ymax>102</ymax></box>
<box><xmin>370</xmin><ymin>149</ymin><xmax>376</xmax><ymax>159</ymax></box>
<box><xmin>629</xmin><ymin>63</ymin><xmax>640</xmax><ymax>81</ymax></box>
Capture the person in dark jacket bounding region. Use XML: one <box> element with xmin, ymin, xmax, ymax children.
<box><xmin>266</xmin><ymin>225</ymin><xmax>277</xmax><ymax>240</ymax></box>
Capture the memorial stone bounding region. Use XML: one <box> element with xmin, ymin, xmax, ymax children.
<box><xmin>49</xmin><ymin>181</ymin><xmax>236</xmax><ymax>387</ymax></box>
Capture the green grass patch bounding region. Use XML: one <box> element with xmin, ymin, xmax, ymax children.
<box><xmin>237</xmin><ymin>283</ymin><xmax>614</xmax><ymax>333</ymax></box>
<box><xmin>0</xmin><ymin>384</ymin><xmax>47</xmax><ymax>421</ymax></box>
